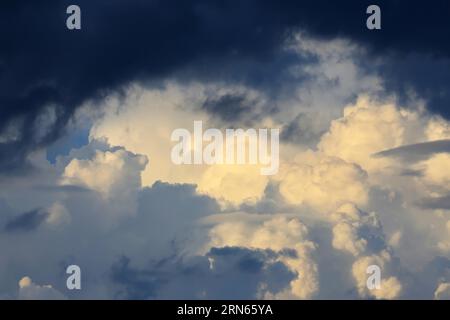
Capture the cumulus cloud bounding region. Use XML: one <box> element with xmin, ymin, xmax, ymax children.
<box><xmin>2</xmin><ymin>27</ymin><xmax>450</xmax><ymax>301</ymax></box>
<box><xmin>197</xmin><ymin>165</ymin><xmax>269</xmax><ymax>206</ymax></box>
<box><xmin>328</xmin><ymin>203</ymin><xmax>402</xmax><ymax>299</ymax></box>
<box><xmin>204</xmin><ymin>214</ymin><xmax>319</xmax><ymax>299</ymax></box>
<box><xmin>86</xmin><ymin>34</ymin><xmax>385</xmax><ymax>208</ymax></box>
<box><xmin>90</xmin><ymin>84</ymin><xmax>210</xmax><ymax>187</ymax></box>
<box><xmin>2</xmin><ymin>88</ymin><xmax>449</xmax><ymax>300</ymax></box>
<box><xmin>318</xmin><ymin>95</ymin><xmax>424</xmax><ymax>175</ymax></box>
<box><xmin>330</xmin><ymin>203</ymin><xmax>385</xmax><ymax>256</ymax></box>
<box><xmin>277</xmin><ymin>153</ymin><xmax>369</xmax><ymax>213</ymax></box>
<box><xmin>62</xmin><ymin>142</ymin><xmax>148</xmax><ymax>198</ymax></box>
<box><xmin>352</xmin><ymin>252</ymin><xmax>402</xmax><ymax>300</ymax></box>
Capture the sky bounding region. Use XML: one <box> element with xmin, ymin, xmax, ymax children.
<box><xmin>1</xmin><ymin>0</ymin><xmax>450</xmax><ymax>299</ymax></box>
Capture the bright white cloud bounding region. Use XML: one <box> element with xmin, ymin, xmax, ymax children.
<box><xmin>277</xmin><ymin>152</ymin><xmax>369</xmax><ymax>213</ymax></box>
<box><xmin>62</xmin><ymin>145</ymin><xmax>148</xmax><ymax>198</ymax></box>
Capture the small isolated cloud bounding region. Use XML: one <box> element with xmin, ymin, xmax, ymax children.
<box><xmin>18</xmin><ymin>277</ymin><xmax>66</xmax><ymax>300</ymax></box>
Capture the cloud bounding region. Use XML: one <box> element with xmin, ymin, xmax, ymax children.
<box><xmin>62</xmin><ymin>141</ymin><xmax>148</xmax><ymax>198</ymax></box>
<box><xmin>2</xmin><ymin>89</ymin><xmax>450</xmax><ymax>300</ymax></box>
<box><xmin>328</xmin><ymin>203</ymin><xmax>402</xmax><ymax>299</ymax></box>
<box><xmin>374</xmin><ymin>140</ymin><xmax>450</xmax><ymax>162</ymax></box>
<box><xmin>45</xmin><ymin>202</ymin><xmax>71</xmax><ymax>226</ymax></box>
<box><xmin>318</xmin><ymin>95</ymin><xmax>423</xmax><ymax>175</ymax></box>
<box><xmin>0</xmin><ymin>137</ymin><xmax>221</xmax><ymax>298</ymax></box>
<box><xmin>90</xmin><ymin>84</ymin><xmax>209</xmax><ymax>186</ymax></box>
<box><xmin>4</xmin><ymin>209</ymin><xmax>49</xmax><ymax>233</ymax></box>
<box><xmin>330</xmin><ymin>203</ymin><xmax>386</xmax><ymax>256</ymax></box>
<box><xmin>0</xmin><ymin>0</ymin><xmax>308</xmax><ymax>170</ymax></box>
<box><xmin>202</xmin><ymin>93</ymin><xmax>257</xmax><ymax>123</ymax></box>
<box><xmin>3</xmin><ymin>0</ymin><xmax>450</xmax><ymax>172</ymax></box>
<box><xmin>352</xmin><ymin>252</ymin><xmax>402</xmax><ymax>299</ymax></box>
<box><xmin>2</xmin><ymin>8</ymin><xmax>450</xmax><ymax>300</ymax></box>
<box><xmin>418</xmin><ymin>195</ymin><xmax>450</xmax><ymax>210</ymax></box>
<box><xmin>420</xmin><ymin>153</ymin><xmax>450</xmax><ymax>192</ymax></box>
<box><xmin>204</xmin><ymin>214</ymin><xmax>319</xmax><ymax>299</ymax></box>
<box><xmin>280</xmin><ymin>112</ymin><xmax>327</xmax><ymax>146</ymax></box>
<box><xmin>111</xmin><ymin>247</ymin><xmax>295</xmax><ymax>299</ymax></box>
<box><xmin>277</xmin><ymin>152</ymin><xmax>369</xmax><ymax>213</ymax></box>
<box><xmin>18</xmin><ymin>276</ymin><xmax>66</xmax><ymax>300</ymax></box>
<box><xmin>332</xmin><ymin>221</ymin><xmax>367</xmax><ymax>257</ymax></box>
<box><xmin>197</xmin><ymin>165</ymin><xmax>269</xmax><ymax>207</ymax></box>
<box><xmin>89</xmin><ymin>84</ymin><xmax>275</xmax><ymax>206</ymax></box>
<box><xmin>434</xmin><ymin>282</ymin><xmax>450</xmax><ymax>300</ymax></box>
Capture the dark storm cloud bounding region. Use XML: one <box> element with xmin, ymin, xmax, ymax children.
<box><xmin>202</xmin><ymin>94</ymin><xmax>252</xmax><ymax>122</ymax></box>
<box><xmin>2</xmin><ymin>0</ymin><xmax>450</xmax><ymax>171</ymax></box>
<box><xmin>376</xmin><ymin>54</ymin><xmax>450</xmax><ymax>120</ymax></box>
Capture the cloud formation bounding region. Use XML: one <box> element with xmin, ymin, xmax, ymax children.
<box><xmin>18</xmin><ymin>277</ymin><xmax>66</xmax><ymax>300</ymax></box>
<box><xmin>2</xmin><ymin>5</ymin><xmax>450</xmax><ymax>299</ymax></box>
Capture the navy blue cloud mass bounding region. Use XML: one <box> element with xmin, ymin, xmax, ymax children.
<box><xmin>1</xmin><ymin>0</ymin><xmax>450</xmax><ymax>171</ymax></box>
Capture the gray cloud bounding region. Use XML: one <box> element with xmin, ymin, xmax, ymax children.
<box><xmin>4</xmin><ymin>208</ymin><xmax>48</xmax><ymax>233</ymax></box>
<box><xmin>281</xmin><ymin>113</ymin><xmax>327</xmax><ymax>146</ymax></box>
<box><xmin>373</xmin><ymin>139</ymin><xmax>450</xmax><ymax>162</ymax></box>
<box><xmin>111</xmin><ymin>247</ymin><xmax>295</xmax><ymax>299</ymax></box>
<box><xmin>417</xmin><ymin>195</ymin><xmax>450</xmax><ymax>210</ymax></box>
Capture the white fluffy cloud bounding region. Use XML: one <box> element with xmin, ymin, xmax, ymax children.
<box><xmin>329</xmin><ymin>203</ymin><xmax>402</xmax><ymax>299</ymax></box>
<box><xmin>277</xmin><ymin>152</ymin><xmax>369</xmax><ymax>213</ymax></box>
<box><xmin>62</xmin><ymin>143</ymin><xmax>148</xmax><ymax>198</ymax></box>
<box><xmin>352</xmin><ymin>252</ymin><xmax>402</xmax><ymax>300</ymax></box>
<box><xmin>197</xmin><ymin>165</ymin><xmax>269</xmax><ymax>206</ymax></box>
<box><xmin>318</xmin><ymin>95</ymin><xmax>424</xmax><ymax>176</ymax></box>
<box><xmin>330</xmin><ymin>203</ymin><xmax>381</xmax><ymax>256</ymax></box>
<box><xmin>420</xmin><ymin>153</ymin><xmax>450</xmax><ymax>191</ymax></box>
